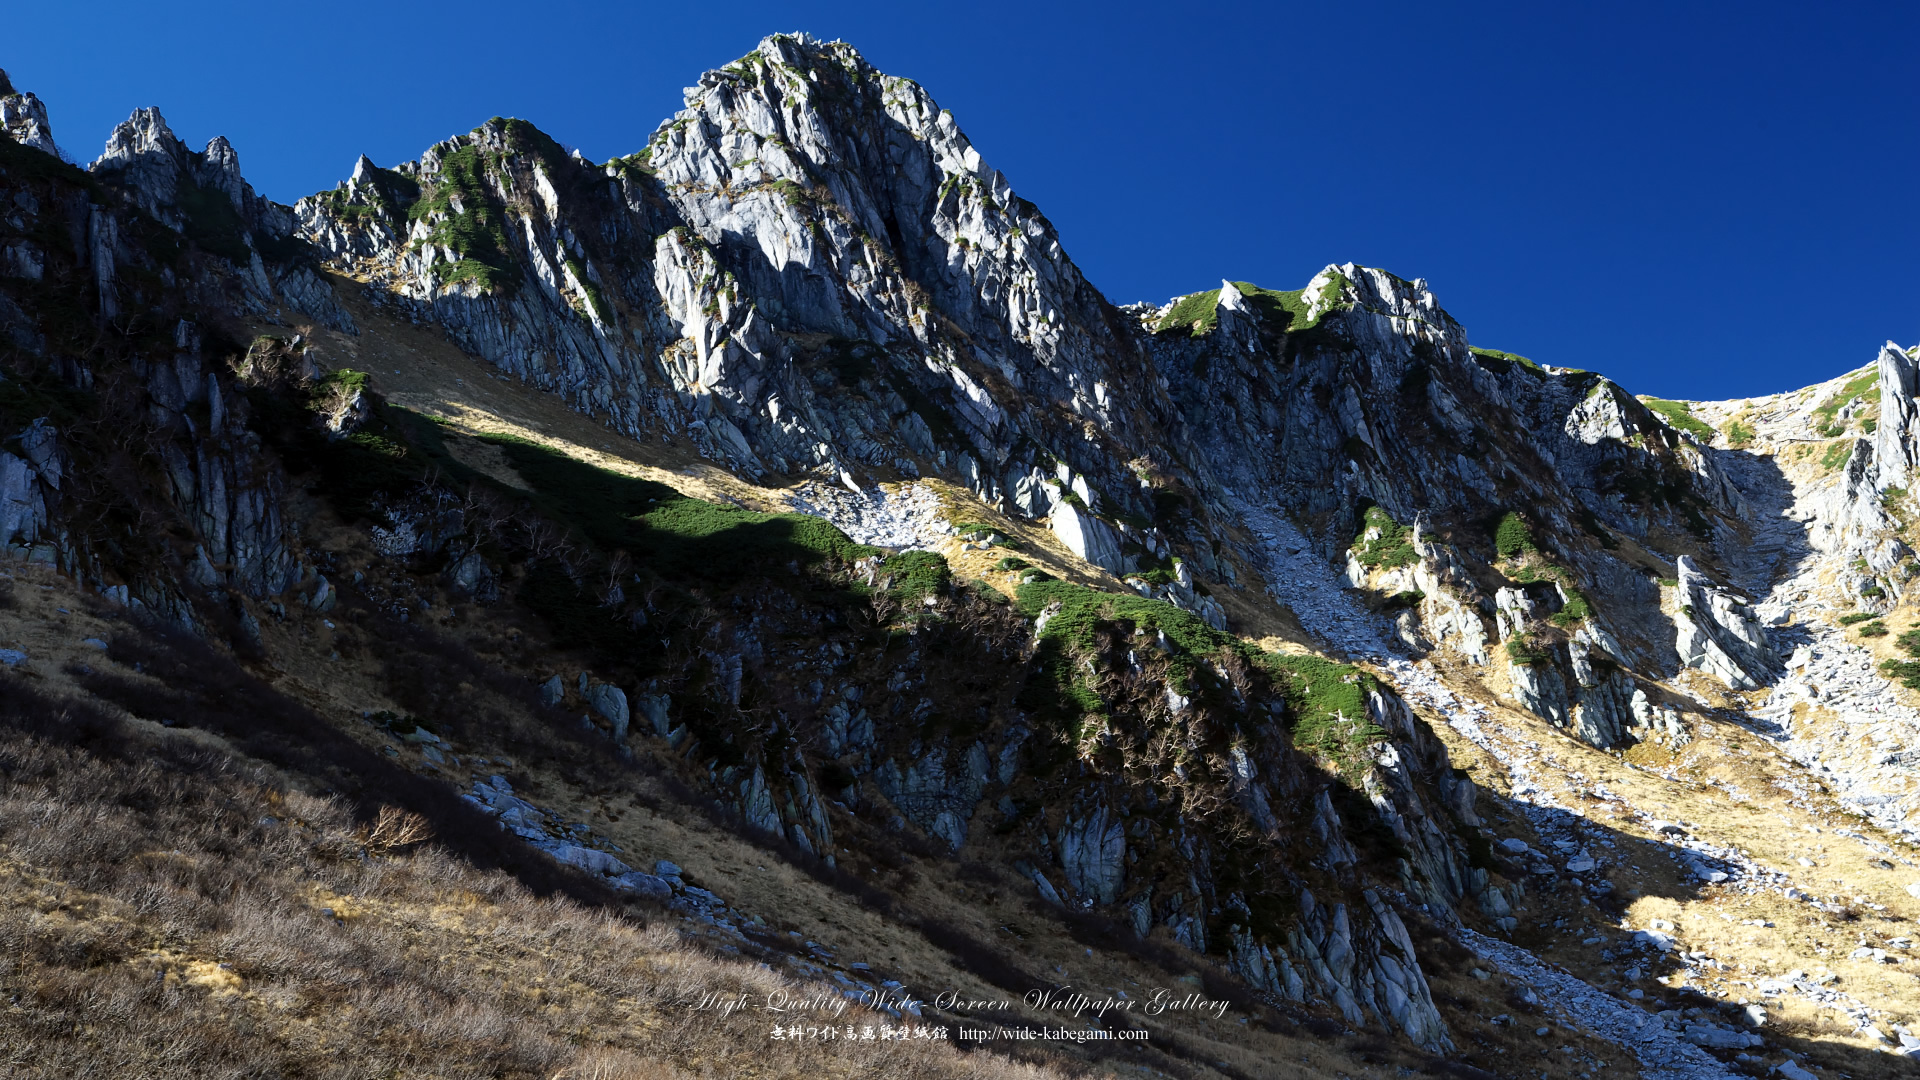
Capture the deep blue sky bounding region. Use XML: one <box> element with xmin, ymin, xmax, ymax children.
<box><xmin>9</xmin><ymin>1</ymin><xmax>1914</xmax><ymax>400</ymax></box>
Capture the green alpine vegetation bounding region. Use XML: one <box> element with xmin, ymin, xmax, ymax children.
<box><xmin>882</xmin><ymin>550</ymin><xmax>951</xmax><ymax>600</ymax></box>
<box><xmin>1505</xmin><ymin>636</ymin><xmax>1552</xmax><ymax>666</ymax></box>
<box><xmin>1820</xmin><ymin>440</ymin><xmax>1858</xmax><ymax>472</ymax></box>
<box><xmin>1549</xmin><ymin>584</ymin><xmax>1592</xmax><ymax>627</ymax></box>
<box><xmin>1882</xmin><ymin>629</ymin><xmax>1920</xmax><ymax>689</ymax></box>
<box><xmin>1470</xmin><ymin>347</ymin><xmax>1545</xmax><ymax>377</ymax></box>
<box><xmin>1151</xmin><ymin>274</ymin><xmax>1347</xmax><ymax>338</ymax></box>
<box><xmin>1012</xmin><ymin>579</ymin><xmax>1386</xmax><ymax>770</ymax></box>
<box><xmin>1351</xmin><ymin>506</ymin><xmax>1418</xmax><ymax>569</ymax></box>
<box><xmin>481</xmin><ymin>435</ymin><xmax>880</xmax><ymax>581</ymax></box>
<box><xmin>309</xmin><ymin>367</ymin><xmax>369</xmax><ymax>400</ymax></box>
<box><xmin>1812</xmin><ymin>370</ymin><xmax>1881</xmax><ymax>438</ymax></box>
<box><xmin>563</xmin><ymin>258</ymin><xmax>611</xmax><ymax>321</ymax></box>
<box><xmin>770</xmin><ymin>178</ymin><xmax>811</xmax><ymax>208</ymax></box>
<box><xmin>1268</xmin><ymin>652</ymin><xmax>1388</xmax><ymax>776</ymax></box>
<box><xmin>1494</xmin><ymin>511</ymin><xmax>1537</xmax><ymax>558</ymax></box>
<box><xmin>406</xmin><ymin>128</ymin><xmax>542</xmax><ymax>295</ymax></box>
<box><xmin>953</xmin><ymin>522</ymin><xmax>1015</xmax><ymax>547</ymax></box>
<box><xmin>1639</xmin><ymin>397</ymin><xmax>1715</xmax><ymax>441</ymax></box>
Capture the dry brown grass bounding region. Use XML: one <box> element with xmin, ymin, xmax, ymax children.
<box><xmin>0</xmin><ymin>678</ymin><xmax>1058</xmax><ymax>1080</ymax></box>
<box><xmin>0</xmin><ymin>562</ymin><xmax>1551</xmax><ymax>1080</ymax></box>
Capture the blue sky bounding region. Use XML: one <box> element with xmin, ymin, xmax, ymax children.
<box><xmin>10</xmin><ymin>1</ymin><xmax>1914</xmax><ymax>400</ymax></box>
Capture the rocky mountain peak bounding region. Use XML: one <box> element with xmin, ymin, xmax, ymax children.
<box><xmin>1216</xmin><ymin>279</ymin><xmax>1249</xmax><ymax>313</ymax></box>
<box><xmin>91</xmin><ymin>106</ymin><xmax>202</xmax><ymax>220</ymax></box>
<box><xmin>200</xmin><ymin>133</ymin><xmax>247</xmax><ymax>209</ymax></box>
<box><xmin>0</xmin><ymin>68</ymin><xmax>60</xmax><ymax>158</ymax></box>
<box><xmin>645</xmin><ymin>30</ymin><xmax>1057</xmax><ymax>338</ymax></box>
<box><xmin>93</xmin><ymin>104</ymin><xmax>178</xmax><ymax>169</ymax></box>
<box><xmin>89</xmin><ymin>108</ymin><xmax>269</xmax><ymax>224</ymax></box>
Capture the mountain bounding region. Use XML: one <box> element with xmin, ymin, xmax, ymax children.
<box><xmin>2</xmin><ymin>34</ymin><xmax>1917</xmax><ymax>1079</ymax></box>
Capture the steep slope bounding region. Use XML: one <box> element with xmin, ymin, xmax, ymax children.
<box><xmin>7</xmin><ymin>35</ymin><xmax>1920</xmax><ymax>1080</ymax></box>
<box><xmin>0</xmin><ymin>59</ymin><xmax>1499</xmax><ymax>1078</ymax></box>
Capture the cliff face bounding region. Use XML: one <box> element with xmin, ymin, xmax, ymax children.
<box><xmin>289</xmin><ymin>36</ymin><xmax>1795</xmax><ymax>732</ymax></box>
<box><xmin>8</xmin><ymin>38</ymin><xmax>1920</xmax><ymax>1070</ymax></box>
<box><xmin>0</xmin><ymin>80</ymin><xmax>364</xmax><ymax>620</ymax></box>
<box><xmin>0</xmin><ymin>51</ymin><xmax>1478</xmax><ymax>1051</ymax></box>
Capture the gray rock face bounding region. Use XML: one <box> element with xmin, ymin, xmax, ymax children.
<box><xmin>0</xmin><ymin>103</ymin><xmax>378</xmax><ymax>627</ymax></box>
<box><xmin>283</xmin><ymin>40</ymin><xmax>1771</xmax><ymax>746</ymax></box>
<box><xmin>873</xmin><ymin>742</ymin><xmax>987</xmax><ymax>849</ymax></box>
<box><xmin>1509</xmin><ymin>658</ymin><xmax>1570</xmax><ymax>726</ymax></box>
<box><xmin>446</xmin><ymin>548</ymin><xmax>497</xmax><ymax>601</ymax></box>
<box><xmin>738</xmin><ymin>765</ymin><xmax>782</xmax><ymax>835</ymax></box>
<box><xmin>1674</xmin><ymin>556</ymin><xmax>1775</xmax><ymax>690</ymax></box>
<box><xmin>306</xmin><ymin>576</ymin><xmax>336</xmax><ymax>613</ymax></box>
<box><xmin>1049</xmin><ymin>500</ymin><xmax>1126</xmax><ymax>573</ymax></box>
<box><xmin>1495</xmin><ymin>629</ymin><xmax>1650</xmax><ymax>750</ymax></box>
<box><xmin>1028</xmin><ymin>866</ymin><xmax>1065</xmax><ymax>907</ymax></box>
<box><xmin>1563</xmin><ymin>381</ymin><xmax>1642</xmax><ymax>445</ymax></box>
<box><xmin>0</xmin><ymin>451</ymin><xmax>46</xmax><ymax>549</ymax></box>
<box><xmin>1278</xmin><ymin>887</ymin><xmax>1453</xmax><ymax>1052</ymax></box>
<box><xmin>3</xmin><ymin>333</ymin><xmax>303</xmax><ymax>607</ymax></box>
<box><xmin>1874</xmin><ymin>342</ymin><xmax>1920</xmax><ymax>490</ymax></box>
<box><xmin>1057</xmin><ymin>805</ymin><xmax>1126</xmax><ymax>904</ymax></box>
<box><xmin>1570</xmin><ymin>671</ymin><xmax>1635</xmax><ymax>748</ymax></box>
<box><xmin>1629</xmin><ymin>687</ymin><xmax>1689</xmax><ymax>745</ymax></box>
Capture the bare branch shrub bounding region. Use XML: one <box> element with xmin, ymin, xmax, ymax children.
<box><xmin>361</xmin><ymin>805</ymin><xmax>435</xmax><ymax>854</ymax></box>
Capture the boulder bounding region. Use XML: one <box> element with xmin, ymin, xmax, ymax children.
<box><xmin>586</xmin><ymin>683</ymin><xmax>630</xmax><ymax>740</ymax></box>
<box><xmin>543</xmin><ymin>843</ymin><xmax>631</xmax><ymax>878</ymax></box>
<box><xmin>611</xmin><ymin>872</ymin><xmax>674</xmax><ymax>901</ymax></box>
<box><xmin>447</xmin><ymin>549</ymin><xmax>497</xmax><ymax>601</ymax></box>
<box><xmin>307</xmin><ymin>575</ymin><xmax>336</xmax><ymax>613</ymax></box>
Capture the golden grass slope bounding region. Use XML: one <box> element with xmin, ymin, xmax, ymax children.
<box><xmin>0</xmin><ymin>670</ymin><xmax>1054</xmax><ymax>1080</ymax></box>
